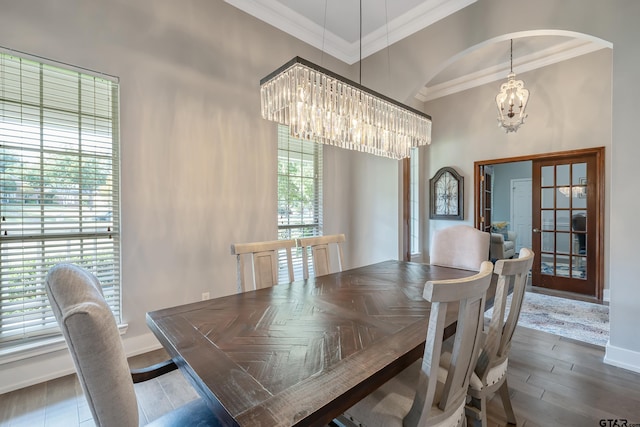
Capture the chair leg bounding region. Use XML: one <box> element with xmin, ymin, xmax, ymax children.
<box><xmin>498</xmin><ymin>379</ymin><xmax>517</xmax><ymax>425</ymax></box>
<box><xmin>480</xmin><ymin>396</ymin><xmax>488</xmax><ymax>427</ymax></box>
<box><xmin>465</xmin><ymin>396</ymin><xmax>487</xmax><ymax>427</ymax></box>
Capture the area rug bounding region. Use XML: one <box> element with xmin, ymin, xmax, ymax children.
<box><xmin>486</xmin><ymin>291</ymin><xmax>609</xmax><ymax>347</ymax></box>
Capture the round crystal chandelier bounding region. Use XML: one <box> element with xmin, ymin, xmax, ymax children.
<box><xmin>496</xmin><ymin>39</ymin><xmax>529</xmax><ymax>133</ymax></box>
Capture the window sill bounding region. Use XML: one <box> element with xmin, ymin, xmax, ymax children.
<box><xmin>0</xmin><ymin>323</ymin><xmax>128</xmax><ymax>365</ymax></box>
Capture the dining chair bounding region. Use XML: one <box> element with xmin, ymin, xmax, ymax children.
<box><xmin>466</xmin><ymin>248</ymin><xmax>535</xmax><ymax>427</ymax></box>
<box><xmin>230</xmin><ymin>238</ymin><xmax>296</xmax><ymax>292</ymax></box>
<box><xmin>336</xmin><ymin>261</ymin><xmax>494</xmax><ymax>427</ymax></box>
<box><xmin>430</xmin><ymin>225</ymin><xmax>490</xmax><ymax>271</ymax></box>
<box><xmin>45</xmin><ymin>263</ymin><xmax>220</xmax><ymax>427</ymax></box>
<box><xmin>297</xmin><ymin>233</ymin><xmax>345</xmax><ymax>279</ymax></box>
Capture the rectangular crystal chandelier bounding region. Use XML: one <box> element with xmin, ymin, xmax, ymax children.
<box><xmin>260</xmin><ymin>57</ymin><xmax>432</xmax><ymax>160</ymax></box>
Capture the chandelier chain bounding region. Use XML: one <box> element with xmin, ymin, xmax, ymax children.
<box><xmin>359</xmin><ymin>0</ymin><xmax>362</xmax><ymax>84</ymax></box>
<box><xmin>321</xmin><ymin>0</ymin><xmax>328</xmax><ymax>66</ymax></box>
<box><xmin>510</xmin><ymin>39</ymin><xmax>513</xmax><ymax>73</ymax></box>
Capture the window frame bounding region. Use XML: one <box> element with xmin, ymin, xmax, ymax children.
<box><xmin>276</xmin><ymin>125</ymin><xmax>323</xmax><ymax>281</ymax></box>
<box><xmin>0</xmin><ymin>49</ymin><xmax>121</xmax><ymax>357</ymax></box>
<box><xmin>410</xmin><ymin>147</ymin><xmax>420</xmax><ymax>257</ymax></box>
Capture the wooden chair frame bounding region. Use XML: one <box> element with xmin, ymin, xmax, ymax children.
<box><xmin>466</xmin><ymin>248</ymin><xmax>535</xmax><ymax>427</ymax></box>
<box><xmin>230</xmin><ymin>239</ymin><xmax>296</xmax><ymax>292</ymax></box>
<box><xmin>297</xmin><ymin>233</ymin><xmax>345</xmax><ymax>279</ymax></box>
<box><xmin>338</xmin><ymin>261</ymin><xmax>494</xmax><ymax>427</ymax></box>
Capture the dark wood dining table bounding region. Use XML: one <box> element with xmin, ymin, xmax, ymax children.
<box><xmin>146</xmin><ymin>260</ymin><xmax>493</xmax><ymax>427</ymax></box>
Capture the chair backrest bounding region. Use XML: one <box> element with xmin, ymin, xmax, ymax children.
<box><xmin>475</xmin><ymin>248</ymin><xmax>535</xmax><ymax>381</ymax></box>
<box><xmin>45</xmin><ymin>263</ymin><xmax>139</xmax><ymax>427</ymax></box>
<box><xmin>430</xmin><ymin>225</ymin><xmax>490</xmax><ymax>271</ymax></box>
<box><xmin>405</xmin><ymin>261</ymin><xmax>493</xmax><ymax>426</ymax></box>
<box><xmin>297</xmin><ymin>233</ymin><xmax>345</xmax><ymax>279</ymax></box>
<box><xmin>230</xmin><ymin>239</ymin><xmax>296</xmax><ymax>292</ymax></box>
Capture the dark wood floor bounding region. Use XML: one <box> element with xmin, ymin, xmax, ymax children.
<box><xmin>1</xmin><ymin>326</ymin><xmax>639</xmax><ymax>427</ymax></box>
<box><xmin>0</xmin><ymin>349</ymin><xmax>198</xmax><ymax>427</ymax></box>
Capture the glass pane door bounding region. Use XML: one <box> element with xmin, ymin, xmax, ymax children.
<box><xmin>533</xmin><ymin>156</ymin><xmax>596</xmax><ymax>295</ymax></box>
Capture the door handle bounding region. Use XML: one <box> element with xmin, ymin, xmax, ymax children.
<box><xmin>533</xmin><ymin>228</ymin><xmax>541</xmax><ymax>233</ymax></box>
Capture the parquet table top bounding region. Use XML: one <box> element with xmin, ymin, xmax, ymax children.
<box><xmin>146</xmin><ymin>260</ymin><xmax>481</xmax><ymax>426</ymax></box>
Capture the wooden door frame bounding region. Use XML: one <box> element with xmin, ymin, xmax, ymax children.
<box><xmin>474</xmin><ymin>147</ymin><xmax>605</xmax><ymax>300</ymax></box>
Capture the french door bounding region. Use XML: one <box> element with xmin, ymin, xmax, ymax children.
<box><xmin>531</xmin><ymin>151</ymin><xmax>601</xmax><ymax>296</ymax></box>
<box><xmin>478</xmin><ymin>166</ymin><xmax>492</xmax><ymax>233</ymax></box>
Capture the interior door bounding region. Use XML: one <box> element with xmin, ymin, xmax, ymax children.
<box><xmin>478</xmin><ymin>166</ymin><xmax>492</xmax><ymax>233</ymax></box>
<box><xmin>531</xmin><ymin>155</ymin><xmax>597</xmax><ymax>295</ymax></box>
<box><xmin>511</xmin><ymin>179</ymin><xmax>532</xmax><ymax>251</ymax></box>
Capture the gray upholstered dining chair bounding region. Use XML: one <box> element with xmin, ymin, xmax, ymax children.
<box><xmin>336</xmin><ymin>261</ymin><xmax>494</xmax><ymax>427</ymax></box>
<box><xmin>230</xmin><ymin>238</ymin><xmax>296</xmax><ymax>292</ymax></box>
<box><xmin>466</xmin><ymin>248</ymin><xmax>535</xmax><ymax>427</ymax></box>
<box><xmin>297</xmin><ymin>233</ymin><xmax>345</xmax><ymax>279</ymax></box>
<box><xmin>430</xmin><ymin>225</ymin><xmax>490</xmax><ymax>271</ymax></box>
<box><xmin>45</xmin><ymin>263</ymin><xmax>220</xmax><ymax>427</ymax></box>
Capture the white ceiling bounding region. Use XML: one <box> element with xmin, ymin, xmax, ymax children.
<box><xmin>225</xmin><ymin>0</ymin><xmax>610</xmax><ymax>101</ymax></box>
<box><xmin>225</xmin><ymin>0</ymin><xmax>475</xmax><ymax>64</ymax></box>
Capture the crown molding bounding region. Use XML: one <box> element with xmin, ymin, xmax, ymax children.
<box><xmin>225</xmin><ymin>0</ymin><xmax>476</xmax><ymax>64</ymax></box>
<box><xmin>416</xmin><ymin>39</ymin><xmax>609</xmax><ymax>102</ymax></box>
<box><xmin>347</xmin><ymin>0</ymin><xmax>477</xmax><ymax>64</ymax></box>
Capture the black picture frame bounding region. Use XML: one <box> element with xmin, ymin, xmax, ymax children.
<box><xmin>430</xmin><ymin>166</ymin><xmax>464</xmax><ymax>220</ymax></box>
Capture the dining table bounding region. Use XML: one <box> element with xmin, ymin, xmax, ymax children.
<box><xmin>146</xmin><ymin>260</ymin><xmax>495</xmax><ymax>427</ymax></box>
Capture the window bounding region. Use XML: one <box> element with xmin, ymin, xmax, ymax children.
<box><xmin>277</xmin><ymin>125</ymin><xmax>322</xmax><ymax>280</ymax></box>
<box><xmin>0</xmin><ymin>51</ymin><xmax>120</xmax><ymax>350</ymax></box>
<box><xmin>410</xmin><ymin>147</ymin><xmax>420</xmax><ymax>256</ymax></box>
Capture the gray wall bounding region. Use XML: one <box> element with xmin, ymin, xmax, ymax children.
<box><xmin>1</xmin><ymin>0</ymin><xmax>640</xmax><ymax>392</ymax></box>
<box><xmin>410</xmin><ymin>0</ymin><xmax>636</xmax><ymax>371</ymax></box>
<box><xmin>0</xmin><ymin>0</ymin><xmax>403</xmax><ymax>393</ymax></box>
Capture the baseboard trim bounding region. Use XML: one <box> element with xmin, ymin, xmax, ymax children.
<box><xmin>603</xmin><ymin>289</ymin><xmax>610</xmax><ymax>302</ymax></box>
<box><xmin>0</xmin><ymin>332</ymin><xmax>162</xmax><ymax>395</ymax></box>
<box><xmin>122</xmin><ymin>332</ymin><xmax>164</xmax><ymax>357</ymax></box>
<box><xmin>0</xmin><ymin>353</ymin><xmax>77</xmax><ymax>395</ymax></box>
<box><xmin>604</xmin><ymin>342</ymin><xmax>640</xmax><ymax>374</ymax></box>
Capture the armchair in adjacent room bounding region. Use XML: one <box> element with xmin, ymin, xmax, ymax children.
<box><xmin>490</xmin><ymin>230</ymin><xmax>517</xmax><ymax>260</ymax></box>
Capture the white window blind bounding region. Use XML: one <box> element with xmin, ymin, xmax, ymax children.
<box><xmin>410</xmin><ymin>147</ymin><xmax>420</xmax><ymax>255</ymax></box>
<box><xmin>277</xmin><ymin>125</ymin><xmax>322</xmax><ymax>281</ymax></box>
<box><xmin>0</xmin><ymin>51</ymin><xmax>120</xmax><ymax>349</ymax></box>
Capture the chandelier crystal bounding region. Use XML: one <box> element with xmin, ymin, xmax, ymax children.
<box><xmin>496</xmin><ymin>40</ymin><xmax>529</xmax><ymax>133</ymax></box>
<box><xmin>260</xmin><ymin>57</ymin><xmax>432</xmax><ymax>160</ymax></box>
